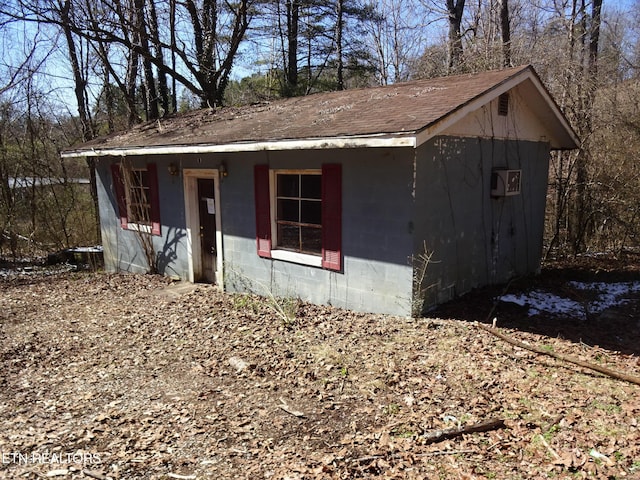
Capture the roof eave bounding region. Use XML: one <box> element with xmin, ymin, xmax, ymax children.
<box><xmin>60</xmin><ymin>133</ymin><xmax>418</xmax><ymax>158</ymax></box>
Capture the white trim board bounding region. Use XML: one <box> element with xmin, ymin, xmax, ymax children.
<box><xmin>182</xmin><ymin>168</ymin><xmax>224</xmax><ymax>289</ymax></box>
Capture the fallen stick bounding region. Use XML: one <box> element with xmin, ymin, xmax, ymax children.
<box><xmin>278</xmin><ymin>398</ymin><xmax>305</xmax><ymax>418</ymax></box>
<box><xmin>422</xmin><ymin>418</ymin><xmax>506</xmax><ymax>445</ymax></box>
<box><xmin>167</xmin><ymin>474</ymin><xmax>197</xmax><ymax>480</ymax></box>
<box><xmin>477</xmin><ymin>322</ymin><xmax>640</xmax><ymax>386</ymax></box>
<box><xmin>537</xmin><ymin>434</ymin><xmax>561</xmax><ymax>461</ymax></box>
<box><xmin>82</xmin><ymin>470</ymin><xmax>112</xmax><ymax>480</ymax></box>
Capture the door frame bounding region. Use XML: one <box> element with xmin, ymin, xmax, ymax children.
<box><xmin>183</xmin><ymin>169</ymin><xmax>223</xmax><ymax>288</ymax></box>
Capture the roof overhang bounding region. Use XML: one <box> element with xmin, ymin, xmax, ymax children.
<box><xmin>61</xmin><ymin>134</ymin><xmax>417</xmax><ymax>158</ymax></box>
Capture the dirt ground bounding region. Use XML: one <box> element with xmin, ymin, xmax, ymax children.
<box><xmin>1</xmin><ymin>258</ymin><xmax>639</xmax><ymax>479</ymax></box>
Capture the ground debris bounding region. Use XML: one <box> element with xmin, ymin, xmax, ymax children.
<box><xmin>421</xmin><ymin>418</ymin><xmax>506</xmax><ymax>445</ymax></box>
<box><xmin>1</xmin><ymin>270</ymin><xmax>639</xmax><ymax>478</ymax></box>
<box><xmin>477</xmin><ymin>321</ymin><xmax>640</xmax><ymax>385</ymax></box>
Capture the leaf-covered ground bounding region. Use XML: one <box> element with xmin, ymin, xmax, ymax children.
<box><xmin>1</xmin><ymin>263</ymin><xmax>639</xmax><ymax>479</ymax></box>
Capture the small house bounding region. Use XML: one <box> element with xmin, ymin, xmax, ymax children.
<box><xmin>62</xmin><ymin>65</ymin><xmax>578</xmax><ymax>316</ymax></box>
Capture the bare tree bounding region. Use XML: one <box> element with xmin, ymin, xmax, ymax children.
<box><xmin>147</xmin><ymin>0</ymin><xmax>170</xmax><ymax>115</ymax></box>
<box><xmin>365</xmin><ymin>0</ymin><xmax>432</xmax><ymax>84</ymax></box>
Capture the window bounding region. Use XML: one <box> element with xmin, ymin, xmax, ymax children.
<box><xmin>111</xmin><ymin>162</ymin><xmax>161</xmax><ymax>236</ymax></box>
<box><xmin>276</xmin><ymin>172</ymin><xmax>322</xmax><ymax>254</ymax></box>
<box><xmin>127</xmin><ymin>168</ymin><xmax>152</xmax><ymax>225</ymax></box>
<box><xmin>254</xmin><ymin>164</ymin><xmax>341</xmax><ymax>271</ymax></box>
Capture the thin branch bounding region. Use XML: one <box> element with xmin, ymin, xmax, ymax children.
<box><xmin>477</xmin><ymin>322</ymin><xmax>640</xmax><ymax>386</ymax></box>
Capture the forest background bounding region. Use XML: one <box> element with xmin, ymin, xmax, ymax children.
<box><xmin>0</xmin><ymin>0</ymin><xmax>638</xmax><ymax>261</ymax></box>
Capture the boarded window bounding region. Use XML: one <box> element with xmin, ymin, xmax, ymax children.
<box><xmin>111</xmin><ymin>162</ymin><xmax>161</xmax><ymax>235</ymax></box>
<box><xmin>127</xmin><ymin>168</ymin><xmax>152</xmax><ymax>225</ymax></box>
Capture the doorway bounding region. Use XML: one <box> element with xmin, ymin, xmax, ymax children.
<box><xmin>183</xmin><ymin>169</ymin><xmax>223</xmax><ymax>286</ymax></box>
<box><xmin>197</xmin><ymin>178</ymin><xmax>216</xmax><ymax>282</ymax></box>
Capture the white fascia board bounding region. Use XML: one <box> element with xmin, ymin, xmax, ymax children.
<box><xmin>414</xmin><ymin>69</ymin><xmax>579</xmax><ymax>149</ymax></box>
<box><xmin>60</xmin><ymin>134</ymin><xmax>417</xmax><ymax>158</ymax></box>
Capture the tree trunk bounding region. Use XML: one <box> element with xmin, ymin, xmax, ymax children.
<box><xmin>59</xmin><ymin>0</ymin><xmax>100</xmax><ymax>243</ymax></box>
<box><xmin>60</xmin><ymin>0</ymin><xmax>92</xmax><ymax>142</ymax></box>
<box><xmin>573</xmin><ymin>0</ymin><xmax>601</xmax><ymax>253</ymax></box>
<box><xmin>170</xmin><ymin>0</ymin><xmax>178</xmax><ymax>112</ymax></box>
<box><xmin>589</xmin><ymin>0</ymin><xmax>602</xmax><ymax>78</ymax></box>
<box><xmin>133</xmin><ymin>0</ymin><xmax>159</xmax><ymax>119</ymax></box>
<box><xmin>500</xmin><ymin>0</ymin><xmax>511</xmax><ymax>67</ymax></box>
<box><xmin>286</xmin><ymin>0</ymin><xmax>300</xmax><ymax>96</ymax></box>
<box><xmin>147</xmin><ymin>0</ymin><xmax>171</xmax><ymax>115</ymax></box>
<box><xmin>446</xmin><ymin>0</ymin><xmax>465</xmax><ymax>72</ymax></box>
<box><xmin>336</xmin><ymin>0</ymin><xmax>344</xmax><ymax>90</ymax></box>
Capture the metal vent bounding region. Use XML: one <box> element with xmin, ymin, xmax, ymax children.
<box><xmin>498</xmin><ymin>93</ymin><xmax>509</xmax><ymax>116</ymax></box>
<box><xmin>491</xmin><ymin>169</ymin><xmax>521</xmax><ymax>197</ymax></box>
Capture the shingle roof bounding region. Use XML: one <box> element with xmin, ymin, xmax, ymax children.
<box><xmin>64</xmin><ymin>65</ymin><xmax>578</xmax><ymax>155</ymax></box>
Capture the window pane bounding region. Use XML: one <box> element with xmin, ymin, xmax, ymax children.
<box><xmin>277</xmin><ymin>174</ymin><xmax>299</xmax><ymax>198</ymax></box>
<box><xmin>301</xmin><ymin>174</ymin><xmax>321</xmax><ymax>199</ymax></box>
<box><xmin>278</xmin><ymin>224</ymin><xmax>299</xmax><ymax>250</ymax></box>
<box><xmin>132</xmin><ymin>188</ymin><xmax>148</xmax><ymax>204</ymax></box>
<box><xmin>277</xmin><ymin>199</ymin><xmax>299</xmax><ymax>222</ymax></box>
<box><xmin>301</xmin><ymin>200</ymin><xmax>321</xmax><ymax>225</ymax></box>
<box><xmin>301</xmin><ymin>226</ymin><xmax>322</xmax><ymax>254</ymax></box>
<box><xmin>132</xmin><ymin>170</ymin><xmax>147</xmax><ymax>188</ymax></box>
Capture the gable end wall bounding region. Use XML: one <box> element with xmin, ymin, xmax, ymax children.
<box><xmin>412</xmin><ymin>136</ymin><xmax>550</xmax><ymax>314</ymax></box>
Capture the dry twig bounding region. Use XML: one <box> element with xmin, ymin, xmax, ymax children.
<box><xmin>82</xmin><ymin>470</ymin><xmax>112</xmax><ymax>480</ymax></box>
<box><xmin>422</xmin><ymin>418</ymin><xmax>506</xmax><ymax>444</ymax></box>
<box><xmin>278</xmin><ymin>398</ymin><xmax>305</xmax><ymax>418</ymax></box>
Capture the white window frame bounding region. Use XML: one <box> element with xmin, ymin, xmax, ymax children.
<box><xmin>269</xmin><ymin>169</ymin><xmax>323</xmax><ymax>267</ymax></box>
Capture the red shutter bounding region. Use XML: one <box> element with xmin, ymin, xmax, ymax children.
<box><xmin>322</xmin><ymin>164</ymin><xmax>342</xmax><ymax>271</ymax></box>
<box><xmin>110</xmin><ymin>163</ymin><xmax>128</xmax><ymax>229</ymax></box>
<box><xmin>146</xmin><ymin>163</ymin><xmax>162</xmax><ymax>236</ymax></box>
<box><xmin>254</xmin><ymin>164</ymin><xmax>272</xmax><ymax>257</ymax></box>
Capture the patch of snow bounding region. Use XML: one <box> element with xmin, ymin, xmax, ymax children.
<box><xmin>499</xmin><ymin>281</ymin><xmax>640</xmax><ymax>319</ymax></box>
<box><xmin>0</xmin><ymin>263</ymin><xmax>79</xmax><ymax>280</ymax></box>
<box><xmin>67</xmin><ymin>246</ymin><xmax>103</xmax><ymax>253</ymax></box>
<box><xmin>500</xmin><ymin>292</ymin><xmax>584</xmax><ymax>318</ymax></box>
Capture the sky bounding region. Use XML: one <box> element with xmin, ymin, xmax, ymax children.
<box><xmin>1</xmin><ymin>0</ymin><xmax>638</xmax><ymax>116</ymax></box>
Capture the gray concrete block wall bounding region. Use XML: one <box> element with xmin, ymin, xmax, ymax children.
<box><xmin>96</xmin><ymin>158</ymin><xmax>151</xmax><ymax>275</ymax></box>
<box><xmin>221</xmin><ymin>148</ymin><xmax>415</xmax><ymax>316</ymax></box>
<box><xmin>412</xmin><ymin>136</ymin><xmax>550</xmax><ymax>313</ymax></box>
<box><xmin>96</xmin><ymin>154</ymin><xmax>193</xmax><ymax>279</ymax></box>
<box><xmin>98</xmin><ymin>144</ymin><xmax>444</xmax><ymax>315</ymax></box>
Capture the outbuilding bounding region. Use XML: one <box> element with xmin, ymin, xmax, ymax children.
<box><xmin>62</xmin><ymin>65</ymin><xmax>578</xmax><ymax>316</ymax></box>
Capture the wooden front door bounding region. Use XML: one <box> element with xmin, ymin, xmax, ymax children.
<box><xmin>197</xmin><ymin>178</ymin><xmax>216</xmax><ymax>283</ymax></box>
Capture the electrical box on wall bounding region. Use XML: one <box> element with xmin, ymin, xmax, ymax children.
<box><xmin>491</xmin><ymin>169</ymin><xmax>522</xmax><ymax>197</ymax></box>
